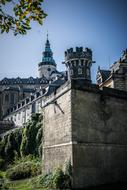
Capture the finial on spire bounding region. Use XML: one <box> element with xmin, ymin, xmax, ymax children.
<box><xmin>47</xmin><ymin>31</ymin><xmax>48</xmax><ymax>40</ymax></box>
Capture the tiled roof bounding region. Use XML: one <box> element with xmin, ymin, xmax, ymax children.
<box><xmin>0</xmin><ymin>77</ymin><xmax>49</xmax><ymax>85</ymax></box>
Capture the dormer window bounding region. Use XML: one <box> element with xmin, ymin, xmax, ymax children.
<box><xmin>97</xmin><ymin>76</ymin><xmax>102</xmax><ymax>84</ymax></box>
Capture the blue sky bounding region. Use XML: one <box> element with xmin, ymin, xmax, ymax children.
<box><xmin>0</xmin><ymin>0</ymin><xmax>127</xmax><ymax>82</ymax></box>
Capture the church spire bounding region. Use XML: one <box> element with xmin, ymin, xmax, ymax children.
<box><xmin>38</xmin><ymin>35</ymin><xmax>56</xmax><ymax>78</ymax></box>
<box><xmin>41</xmin><ymin>35</ymin><xmax>56</xmax><ymax>66</ymax></box>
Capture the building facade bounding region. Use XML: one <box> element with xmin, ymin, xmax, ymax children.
<box><xmin>96</xmin><ymin>49</ymin><xmax>127</xmax><ymax>91</ymax></box>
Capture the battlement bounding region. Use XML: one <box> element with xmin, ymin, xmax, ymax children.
<box><xmin>64</xmin><ymin>47</ymin><xmax>92</xmax><ymax>62</ymax></box>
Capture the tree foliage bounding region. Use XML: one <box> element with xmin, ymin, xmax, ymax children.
<box><xmin>0</xmin><ymin>0</ymin><xmax>47</xmax><ymax>35</ymax></box>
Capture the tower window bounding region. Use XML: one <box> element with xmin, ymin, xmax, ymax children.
<box><xmin>47</xmin><ymin>68</ymin><xmax>51</xmax><ymax>71</ymax></box>
<box><xmin>71</xmin><ymin>61</ymin><xmax>74</xmax><ymax>67</ymax></box>
<box><xmin>86</xmin><ymin>68</ymin><xmax>90</xmax><ymax>76</ymax></box>
<box><xmin>70</xmin><ymin>69</ymin><xmax>73</xmax><ymax>75</ymax></box>
<box><xmin>78</xmin><ymin>68</ymin><xmax>83</xmax><ymax>74</ymax></box>
<box><xmin>85</xmin><ymin>60</ymin><xmax>88</xmax><ymax>67</ymax></box>
<box><xmin>74</xmin><ymin>61</ymin><xmax>77</xmax><ymax>66</ymax></box>
<box><xmin>76</xmin><ymin>60</ymin><xmax>79</xmax><ymax>65</ymax></box>
<box><xmin>79</xmin><ymin>60</ymin><xmax>81</xmax><ymax>66</ymax></box>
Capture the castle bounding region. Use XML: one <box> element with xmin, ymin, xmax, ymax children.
<box><xmin>0</xmin><ymin>38</ymin><xmax>127</xmax><ymax>188</ymax></box>
<box><xmin>0</xmin><ymin>38</ymin><xmax>127</xmax><ymax>125</ymax></box>
<box><xmin>0</xmin><ymin>36</ymin><xmax>65</xmax><ymax>123</ymax></box>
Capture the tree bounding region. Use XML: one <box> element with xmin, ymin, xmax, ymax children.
<box><xmin>0</xmin><ymin>0</ymin><xmax>47</xmax><ymax>35</ymax></box>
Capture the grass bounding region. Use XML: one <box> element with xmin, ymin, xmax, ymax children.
<box><xmin>7</xmin><ymin>178</ymin><xmax>48</xmax><ymax>190</ymax></box>
<box><xmin>0</xmin><ymin>171</ymin><xmax>47</xmax><ymax>190</ymax></box>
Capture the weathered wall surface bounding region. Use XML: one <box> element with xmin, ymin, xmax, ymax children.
<box><xmin>43</xmin><ymin>81</ymin><xmax>127</xmax><ymax>188</ymax></box>
<box><xmin>114</xmin><ymin>77</ymin><xmax>126</xmax><ymax>91</ymax></box>
<box><xmin>43</xmin><ymin>83</ymin><xmax>73</xmax><ymax>173</ymax></box>
<box><xmin>71</xmin><ymin>87</ymin><xmax>127</xmax><ymax>188</ymax></box>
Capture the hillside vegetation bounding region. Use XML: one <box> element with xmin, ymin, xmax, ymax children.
<box><xmin>0</xmin><ymin>113</ymin><xmax>72</xmax><ymax>190</ymax></box>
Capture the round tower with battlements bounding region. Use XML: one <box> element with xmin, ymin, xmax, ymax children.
<box><xmin>38</xmin><ymin>35</ymin><xmax>56</xmax><ymax>80</ymax></box>
<box><xmin>63</xmin><ymin>47</ymin><xmax>94</xmax><ymax>83</ymax></box>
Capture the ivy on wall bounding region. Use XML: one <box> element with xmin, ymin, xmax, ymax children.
<box><xmin>0</xmin><ymin>113</ymin><xmax>43</xmax><ymax>168</ymax></box>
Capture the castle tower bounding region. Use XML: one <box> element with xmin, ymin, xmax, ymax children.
<box><xmin>38</xmin><ymin>35</ymin><xmax>56</xmax><ymax>79</ymax></box>
<box><xmin>63</xmin><ymin>47</ymin><xmax>94</xmax><ymax>83</ymax></box>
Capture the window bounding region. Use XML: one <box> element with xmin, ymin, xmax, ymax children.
<box><xmin>5</xmin><ymin>94</ymin><xmax>9</xmax><ymax>102</ymax></box>
<box><xmin>71</xmin><ymin>61</ymin><xmax>74</xmax><ymax>67</ymax></box>
<box><xmin>86</xmin><ymin>68</ymin><xmax>90</xmax><ymax>76</ymax></box>
<box><xmin>70</xmin><ymin>69</ymin><xmax>73</xmax><ymax>75</ymax></box>
<box><xmin>18</xmin><ymin>112</ymin><xmax>21</xmax><ymax>120</ymax></box>
<box><xmin>81</xmin><ymin>60</ymin><xmax>84</xmax><ymax>66</ymax></box>
<box><xmin>78</xmin><ymin>68</ymin><xmax>82</xmax><ymax>74</ymax></box>
<box><xmin>14</xmin><ymin>115</ymin><xmax>16</xmax><ymax>121</ymax></box>
<box><xmin>79</xmin><ymin>60</ymin><xmax>81</xmax><ymax>66</ymax></box>
<box><xmin>76</xmin><ymin>60</ymin><xmax>79</xmax><ymax>65</ymax></box>
<box><xmin>11</xmin><ymin>93</ymin><xmax>14</xmax><ymax>104</ymax></box>
<box><xmin>74</xmin><ymin>61</ymin><xmax>77</xmax><ymax>66</ymax></box>
<box><xmin>32</xmin><ymin>103</ymin><xmax>36</xmax><ymax>113</ymax></box>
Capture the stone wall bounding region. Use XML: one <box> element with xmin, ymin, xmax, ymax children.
<box><xmin>43</xmin><ymin>82</ymin><xmax>72</xmax><ymax>173</ymax></box>
<box><xmin>71</xmin><ymin>85</ymin><xmax>127</xmax><ymax>188</ymax></box>
<box><xmin>43</xmin><ymin>80</ymin><xmax>127</xmax><ymax>189</ymax></box>
<box><xmin>114</xmin><ymin>77</ymin><xmax>126</xmax><ymax>91</ymax></box>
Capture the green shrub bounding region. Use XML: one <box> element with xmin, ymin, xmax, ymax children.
<box><xmin>0</xmin><ymin>173</ymin><xmax>10</xmax><ymax>190</ymax></box>
<box><xmin>6</xmin><ymin>160</ymin><xmax>41</xmax><ymax>180</ymax></box>
<box><xmin>0</xmin><ymin>158</ymin><xmax>5</xmax><ymax>170</ymax></box>
<box><xmin>36</xmin><ymin>166</ymin><xmax>72</xmax><ymax>189</ymax></box>
<box><xmin>36</xmin><ymin>173</ymin><xmax>53</xmax><ymax>188</ymax></box>
<box><xmin>52</xmin><ymin>168</ymin><xmax>65</xmax><ymax>189</ymax></box>
<box><xmin>65</xmin><ymin>159</ymin><xmax>72</xmax><ymax>178</ymax></box>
